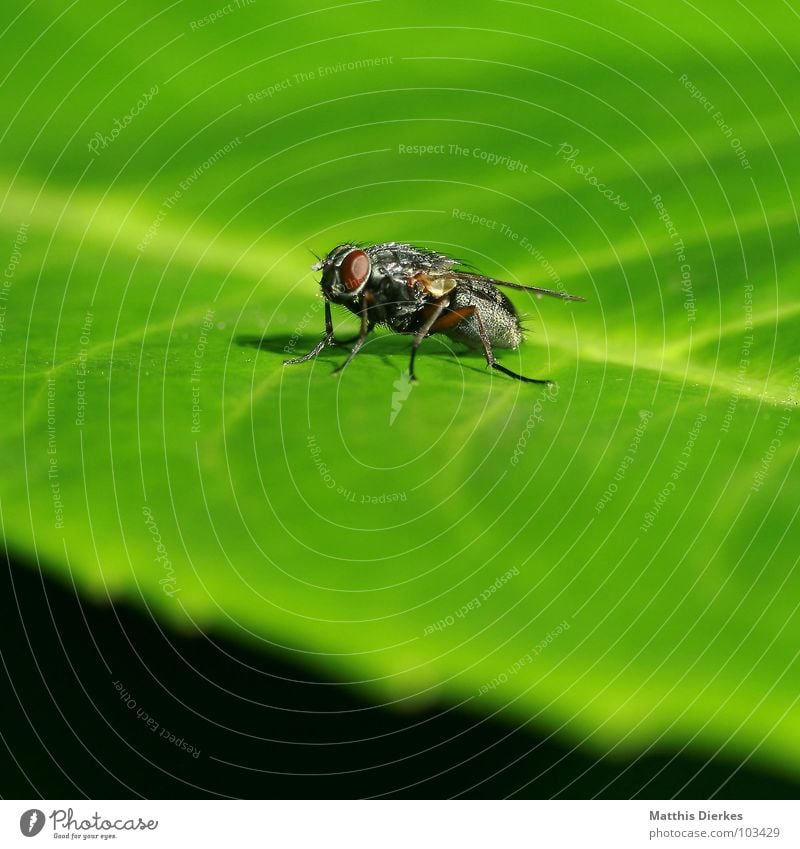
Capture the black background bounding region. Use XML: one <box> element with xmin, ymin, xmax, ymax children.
<box><xmin>2</xmin><ymin>551</ymin><xmax>797</xmax><ymax>799</ymax></box>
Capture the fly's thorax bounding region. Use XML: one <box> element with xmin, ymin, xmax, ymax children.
<box><xmin>370</xmin><ymin>271</ymin><xmax>426</xmax><ymax>327</ymax></box>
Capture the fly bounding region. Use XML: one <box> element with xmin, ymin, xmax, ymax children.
<box><xmin>284</xmin><ymin>241</ymin><xmax>585</xmax><ymax>383</ymax></box>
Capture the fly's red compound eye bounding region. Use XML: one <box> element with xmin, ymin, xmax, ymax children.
<box><xmin>341</xmin><ymin>249</ymin><xmax>370</xmax><ymax>291</ymax></box>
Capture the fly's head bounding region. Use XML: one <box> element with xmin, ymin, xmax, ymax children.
<box><xmin>313</xmin><ymin>243</ymin><xmax>372</xmax><ymax>303</ymax></box>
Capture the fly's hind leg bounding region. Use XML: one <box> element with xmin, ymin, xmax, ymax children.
<box><xmin>473</xmin><ymin>310</ymin><xmax>551</xmax><ymax>385</ymax></box>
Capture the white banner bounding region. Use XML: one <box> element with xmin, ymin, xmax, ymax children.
<box><xmin>3</xmin><ymin>800</ymin><xmax>795</xmax><ymax>848</ymax></box>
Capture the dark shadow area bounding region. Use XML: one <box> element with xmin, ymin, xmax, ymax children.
<box><xmin>2</xmin><ymin>550</ymin><xmax>797</xmax><ymax>800</ymax></box>
<box><xmin>236</xmin><ymin>332</ymin><xmax>457</xmax><ymax>358</ymax></box>
<box><xmin>236</xmin><ymin>332</ymin><xmax>513</xmax><ymax>384</ymax></box>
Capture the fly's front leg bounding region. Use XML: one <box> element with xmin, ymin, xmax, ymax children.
<box><xmin>407</xmin><ymin>295</ymin><xmax>450</xmax><ymax>382</ymax></box>
<box><xmin>283</xmin><ymin>301</ymin><xmax>336</xmax><ymax>365</ymax></box>
<box><xmin>473</xmin><ymin>310</ymin><xmax>551</xmax><ymax>384</ymax></box>
<box><xmin>331</xmin><ymin>295</ymin><xmax>371</xmax><ymax>375</ymax></box>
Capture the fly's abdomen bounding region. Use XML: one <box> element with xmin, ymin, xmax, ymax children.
<box><xmin>443</xmin><ymin>283</ymin><xmax>523</xmax><ymax>349</ymax></box>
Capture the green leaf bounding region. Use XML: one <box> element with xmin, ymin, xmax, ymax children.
<box><xmin>3</xmin><ymin>0</ymin><xmax>799</xmax><ymax>778</ymax></box>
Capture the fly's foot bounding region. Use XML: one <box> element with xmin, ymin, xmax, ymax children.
<box><xmin>489</xmin><ymin>361</ymin><xmax>552</xmax><ymax>384</ymax></box>
<box><xmin>283</xmin><ymin>335</ymin><xmax>332</xmax><ymax>365</ymax></box>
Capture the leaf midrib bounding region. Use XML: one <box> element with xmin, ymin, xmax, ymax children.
<box><xmin>3</xmin><ymin>176</ymin><xmax>799</xmax><ymax>405</ymax></box>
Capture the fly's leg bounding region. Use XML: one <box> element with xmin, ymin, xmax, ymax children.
<box><xmin>407</xmin><ymin>295</ymin><xmax>450</xmax><ymax>382</ymax></box>
<box><xmin>332</xmin><ymin>324</ymin><xmax>374</xmax><ymax>347</ymax></box>
<box><xmin>473</xmin><ymin>310</ymin><xmax>551</xmax><ymax>384</ymax></box>
<box><xmin>283</xmin><ymin>301</ymin><xmax>336</xmax><ymax>365</ymax></box>
<box><xmin>332</xmin><ymin>296</ymin><xmax>371</xmax><ymax>375</ymax></box>
<box><xmin>283</xmin><ymin>336</ymin><xmax>330</xmax><ymax>365</ymax></box>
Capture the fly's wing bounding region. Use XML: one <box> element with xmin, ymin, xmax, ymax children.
<box><xmin>368</xmin><ymin>243</ymin><xmax>584</xmax><ymax>301</ymax></box>
<box><xmin>440</xmin><ymin>270</ymin><xmax>586</xmax><ymax>302</ymax></box>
